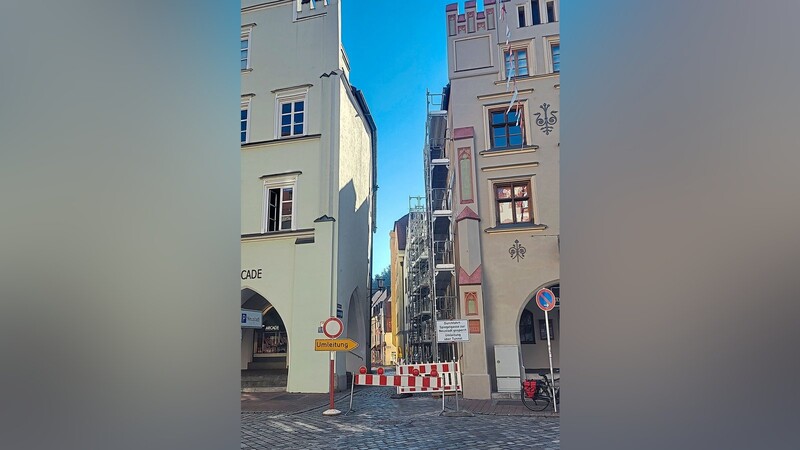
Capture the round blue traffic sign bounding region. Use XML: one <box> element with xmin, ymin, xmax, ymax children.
<box><xmin>535</xmin><ymin>288</ymin><xmax>556</xmax><ymax>312</ymax></box>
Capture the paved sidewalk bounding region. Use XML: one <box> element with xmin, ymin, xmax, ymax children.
<box><xmin>457</xmin><ymin>397</ymin><xmax>559</xmax><ymax>417</ymax></box>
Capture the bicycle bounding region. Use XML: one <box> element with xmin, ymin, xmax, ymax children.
<box><xmin>521</xmin><ymin>373</ymin><xmax>560</xmax><ymax>411</ymax></box>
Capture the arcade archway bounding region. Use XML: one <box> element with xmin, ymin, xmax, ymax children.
<box><xmin>517</xmin><ymin>283</ymin><xmax>560</xmax><ymax>379</ymax></box>
<box><xmin>241</xmin><ymin>288</ymin><xmax>288</xmax><ymax>374</ymax></box>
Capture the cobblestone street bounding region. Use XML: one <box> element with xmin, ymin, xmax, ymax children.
<box><xmin>241</xmin><ymin>387</ymin><xmax>560</xmax><ymax>449</ymax></box>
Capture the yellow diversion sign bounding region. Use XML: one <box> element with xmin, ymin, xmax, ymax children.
<box><xmin>314</xmin><ymin>338</ymin><xmax>359</xmax><ymax>352</ymax></box>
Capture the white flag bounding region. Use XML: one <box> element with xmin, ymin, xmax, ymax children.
<box><xmin>506</xmin><ymin>88</ymin><xmax>518</xmax><ymax>115</ymax></box>
<box><xmin>515</xmin><ymin>104</ymin><xmax>522</xmax><ymax>127</ymax></box>
<box><xmin>505</xmin><ymin>57</ymin><xmax>514</xmax><ymax>91</ymax></box>
<box><xmin>505</xmin><ymin>24</ymin><xmax>511</xmax><ymax>45</ymax></box>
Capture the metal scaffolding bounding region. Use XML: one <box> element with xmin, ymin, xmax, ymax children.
<box><xmin>403</xmin><ymin>88</ymin><xmax>457</xmax><ymax>364</ymax></box>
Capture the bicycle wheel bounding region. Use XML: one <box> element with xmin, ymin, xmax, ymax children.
<box><xmin>521</xmin><ymin>386</ymin><xmax>550</xmax><ymax>411</ymax></box>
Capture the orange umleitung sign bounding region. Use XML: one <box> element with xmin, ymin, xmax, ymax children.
<box><xmin>314</xmin><ymin>338</ymin><xmax>359</xmax><ymax>352</ymax></box>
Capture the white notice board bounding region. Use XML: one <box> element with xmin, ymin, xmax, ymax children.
<box><xmin>241</xmin><ymin>309</ymin><xmax>262</xmax><ymax>329</ymax></box>
<box><xmin>436</xmin><ymin>320</ymin><xmax>469</xmax><ymax>342</ymax></box>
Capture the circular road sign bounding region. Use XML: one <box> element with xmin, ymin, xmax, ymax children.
<box><xmin>323</xmin><ymin>317</ymin><xmax>344</xmax><ymax>339</ymax></box>
<box><xmin>535</xmin><ymin>288</ymin><xmax>557</xmax><ymax>312</ymax></box>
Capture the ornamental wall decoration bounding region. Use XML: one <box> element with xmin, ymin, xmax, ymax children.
<box><xmin>509</xmin><ymin>239</ymin><xmax>527</xmax><ymax>262</ymax></box>
<box><xmin>534</xmin><ymin>103</ymin><xmax>558</xmax><ymax>135</ymax></box>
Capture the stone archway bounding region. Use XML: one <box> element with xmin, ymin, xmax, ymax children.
<box><xmin>241</xmin><ymin>288</ymin><xmax>289</xmax><ymax>390</ymax></box>
<box><xmin>345</xmin><ymin>288</ymin><xmax>367</xmax><ymax>375</ymax></box>
<box><xmin>516</xmin><ymin>282</ymin><xmax>560</xmax><ymax>379</ymax></box>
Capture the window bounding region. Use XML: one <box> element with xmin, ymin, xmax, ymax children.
<box><xmin>277</xmin><ymin>97</ymin><xmax>306</xmax><ymax>137</ymax></box>
<box><xmin>520</xmin><ymin>309</ymin><xmax>535</xmax><ymax>344</ymax></box>
<box><xmin>241</xmin><ymin>32</ymin><xmax>251</xmax><ymax>71</ymax></box>
<box><xmin>550</xmin><ymin>41</ymin><xmax>560</xmax><ymax>73</ymax></box>
<box><xmin>504</xmin><ymin>48</ymin><xmax>529</xmax><ymax>77</ymax></box>
<box><xmin>263</xmin><ymin>179</ymin><xmax>295</xmax><ymax>232</ymax></box>
<box><xmin>546</xmin><ymin>0</ymin><xmax>556</xmax><ymax>23</ymax></box>
<box><xmin>240</xmin><ymin>102</ymin><xmax>250</xmax><ymax>143</ymax></box>
<box><xmin>489</xmin><ymin>107</ymin><xmax>524</xmax><ymax>149</ymax></box>
<box><xmin>531</xmin><ymin>0</ymin><xmax>541</xmax><ymax>25</ymax></box>
<box><xmin>494</xmin><ymin>180</ymin><xmax>533</xmax><ymax>225</ymax></box>
<box><xmin>517</xmin><ymin>6</ymin><xmax>526</xmax><ymax>27</ymax></box>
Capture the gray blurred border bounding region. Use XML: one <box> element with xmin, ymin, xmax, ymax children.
<box><xmin>0</xmin><ymin>1</ymin><xmax>240</xmax><ymax>449</ymax></box>
<box><xmin>562</xmin><ymin>1</ymin><xmax>800</xmax><ymax>448</ymax></box>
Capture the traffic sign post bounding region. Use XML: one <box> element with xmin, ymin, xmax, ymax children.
<box><xmin>321</xmin><ymin>317</ymin><xmax>344</xmax><ymax>416</ymax></box>
<box><xmin>535</xmin><ymin>288</ymin><xmax>558</xmax><ymax>413</ymax></box>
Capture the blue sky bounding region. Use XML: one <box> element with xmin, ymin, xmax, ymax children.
<box><xmin>341</xmin><ymin>1</ymin><xmax>462</xmax><ymax>273</ymax></box>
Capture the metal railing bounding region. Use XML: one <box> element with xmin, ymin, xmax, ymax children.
<box><xmin>435</xmin><ymin>296</ymin><xmax>458</xmax><ymax>321</ymax></box>
<box><xmin>430</xmin><ymin>188</ymin><xmax>452</xmax><ymax>213</ymax></box>
<box><xmin>432</xmin><ymin>240</ymin><xmax>454</xmax><ymax>267</ymax></box>
<box><xmin>429</xmin><ymin>143</ymin><xmax>447</xmax><ymax>160</ymax></box>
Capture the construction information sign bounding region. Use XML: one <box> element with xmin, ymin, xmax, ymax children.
<box><xmin>436</xmin><ymin>320</ymin><xmax>469</xmax><ymax>342</ymax></box>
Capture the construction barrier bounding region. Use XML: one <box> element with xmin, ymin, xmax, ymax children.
<box><xmin>354</xmin><ymin>374</ymin><xmax>442</xmax><ymax>389</ymax></box>
<box><xmin>395</xmin><ymin>361</ymin><xmax>462</xmax><ymax>394</ymax></box>
<box><xmin>347</xmin><ymin>367</ymin><xmax>443</xmax><ymax>414</ymax></box>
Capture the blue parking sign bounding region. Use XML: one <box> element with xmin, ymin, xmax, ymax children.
<box><xmin>535</xmin><ymin>288</ymin><xmax>556</xmax><ymax>312</ymax></box>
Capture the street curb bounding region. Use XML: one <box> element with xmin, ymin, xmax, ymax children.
<box><xmin>467</xmin><ymin>410</ymin><xmax>560</xmax><ymax>418</ymax></box>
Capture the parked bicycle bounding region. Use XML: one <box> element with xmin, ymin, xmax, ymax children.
<box><xmin>521</xmin><ymin>372</ymin><xmax>560</xmax><ymax>411</ymax></box>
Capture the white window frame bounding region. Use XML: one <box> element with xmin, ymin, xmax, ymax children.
<box><xmin>262</xmin><ymin>175</ymin><xmax>298</xmax><ymax>233</ymax></box>
<box><xmin>530</xmin><ymin>0</ymin><xmax>543</xmax><ymax>26</ymax></box>
<box><xmin>503</xmin><ymin>43</ymin><xmax>532</xmax><ymax>79</ymax></box>
<box><xmin>544</xmin><ymin>0</ymin><xmax>559</xmax><ymax>24</ymax></box>
<box><xmin>544</xmin><ymin>36</ymin><xmax>560</xmax><ymax>74</ymax></box>
<box><xmin>241</xmin><ymin>27</ymin><xmax>253</xmax><ymax>71</ymax></box>
<box><xmin>240</xmin><ymin>98</ymin><xmax>252</xmax><ymax>144</ymax></box>
<box><xmin>517</xmin><ymin>4</ymin><xmax>527</xmax><ymax>28</ymax></box>
<box><xmin>274</xmin><ymin>89</ymin><xmax>308</xmax><ymax>139</ymax></box>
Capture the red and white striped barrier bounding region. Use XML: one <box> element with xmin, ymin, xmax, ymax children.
<box><xmin>354</xmin><ymin>374</ymin><xmax>442</xmax><ymax>389</ymax></box>
<box><xmin>396</xmin><ymin>361</ymin><xmax>462</xmax><ymax>394</ymax></box>
<box><xmin>346</xmin><ymin>366</ymin><xmax>443</xmax><ymax>415</ymax></box>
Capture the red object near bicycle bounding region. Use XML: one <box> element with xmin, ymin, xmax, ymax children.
<box><xmin>523</xmin><ymin>379</ymin><xmax>538</xmax><ymax>398</ymax></box>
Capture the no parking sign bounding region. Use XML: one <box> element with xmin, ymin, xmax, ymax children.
<box><xmin>535</xmin><ymin>288</ymin><xmax>556</xmax><ymax>312</ymax></box>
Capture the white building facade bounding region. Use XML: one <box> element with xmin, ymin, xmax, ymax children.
<box><xmin>240</xmin><ymin>0</ymin><xmax>377</xmax><ymax>393</ymax></box>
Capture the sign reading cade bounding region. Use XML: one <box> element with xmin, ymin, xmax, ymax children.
<box><xmin>241</xmin><ymin>268</ymin><xmax>262</xmax><ymax>280</ymax></box>
<box><xmin>436</xmin><ymin>320</ymin><xmax>469</xmax><ymax>342</ymax></box>
<box><xmin>241</xmin><ymin>309</ymin><xmax>262</xmax><ymax>329</ymax></box>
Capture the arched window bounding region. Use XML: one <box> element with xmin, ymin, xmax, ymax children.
<box><xmin>520</xmin><ymin>309</ymin><xmax>535</xmax><ymax>344</ymax></box>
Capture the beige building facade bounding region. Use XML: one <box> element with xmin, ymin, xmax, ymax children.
<box><xmin>444</xmin><ymin>0</ymin><xmax>560</xmax><ymax>399</ymax></box>
<box><xmin>240</xmin><ymin>0</ymin><xmax>377</xmax><ymax>393</ymax></box>
<box><xmin>370</xmin><ymin>290</ymin><xmax>397</xmax><ymax>366</ymax></box>
<box><xmin>389</xmin><ymin>214</ymin><xmax>408</xmax><ymax>362</ymax></box>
